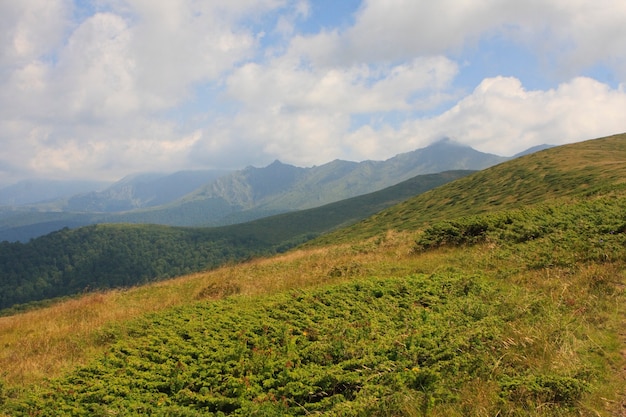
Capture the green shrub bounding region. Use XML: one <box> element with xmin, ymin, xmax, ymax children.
<box><xmin>416</xmin><ymin>217</ymin><xmax>490</xmax><ymax>249</ymax></box>
<box><xmin>4</xmin><ymin>273</ymin><xmax>512</xmax><ymax>416</ymax></box>
<box><xmin>499</xmin><ymin>374</ymin><xmax>588</xmax><ymax>406</ymax></box>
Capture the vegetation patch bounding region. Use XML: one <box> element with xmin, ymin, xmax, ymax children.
<box><xmin>3</xmin><ymin>265</ymin><xmax>612</xmax><ymax>416</ymax></box>
<box><xmin>415</xmin><ymin>197</ymin><xmax>626</xmax><ymax>262</ymax></box>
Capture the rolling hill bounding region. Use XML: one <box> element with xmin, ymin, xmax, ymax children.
<box><xmin>1</xmin><ymin>133</ymin><xmax>625</xmax><ymax>416</ymax></box>
<box><xmin>0</xmin><ymin>170</ymin><xmax>472</xmax><ymax>311</ymax></box>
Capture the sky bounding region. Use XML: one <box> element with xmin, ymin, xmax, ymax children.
<box><xmin>1</xmin><ymin>0</ymin><xmax>626</xmax><ymax>184</ymax></box>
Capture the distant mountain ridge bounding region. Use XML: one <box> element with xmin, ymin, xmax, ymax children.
<box><xmin>52</xmin><ymin>170</ymin><xmax>232</xmax><ymax>212</ymax></box>
<box><xmin>186</xmin><ymin>138</ymin><xmax>509</xmax><ymax>210</ymax></box>
<box><xmin>0</xmin><ymin>139</ymin><xmax>545</xmax><ymax>241</ymax></box>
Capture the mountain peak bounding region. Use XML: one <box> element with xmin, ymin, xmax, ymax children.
<box><xmin>268</xmin><ymin>159</ymin><xmax>286</xmax><ymax>167</ymax></box>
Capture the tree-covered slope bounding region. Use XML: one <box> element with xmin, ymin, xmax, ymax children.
<box><xmin>0</xmin><ymin>170</ymin><xmax>470</xmax><ymax>311</ymax></box>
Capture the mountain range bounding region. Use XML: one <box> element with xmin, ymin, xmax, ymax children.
<box><xmin>185</xmin><ymin>138</ymin><xmax>514</xmax><ymax>211</ymax></box>
<box><xmin>0</xmin><ymin>139</ymin><xmax>546</xmax><ymax>242</ymax></box>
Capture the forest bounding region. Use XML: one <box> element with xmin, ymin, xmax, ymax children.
<box><xmin>0</xmin><ymin>171</ymin><xmax>469</xmax><ymax>312</ymax></box>
<box><xmin>0</xmin><ymin>224</ymin><xmax>273</xmax><ymax>312</ymax></box>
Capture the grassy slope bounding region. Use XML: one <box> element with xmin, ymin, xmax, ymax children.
<box><xmin>1</xmin><ymin>134</ymin><xmax>626</xmax><ymax>416</ymax></box>
<box><xmin>312</xmin><ymin>133</ymin><xmax>626</xmax><ymax>245</ymax></box>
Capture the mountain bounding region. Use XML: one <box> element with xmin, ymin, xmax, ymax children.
<box><xmin>0</xmin><ymin>140</ymin><xmax>512</xmax><ymax>241</ymax></box>
<box><xmin>2</xmin><ymin>133</ymin><xmax>626</xmax><ymax>416</ymax></box>
<box><xmin>0</xmin><ymin>139</ymin><xmax>552</xmax><ymax>243</ymax></box>
<box><xmin>512</xmin><ymin>143</ymin><xmax>553</xmax><ymax>157</ymax></box>
<box><xmin>188</xmin><ymin>138</ymin><xmax>507</xmax><ymax>211</ymax></box>
<box><xmin>58</xmin><ymin>169</ymin><xmax>232</xmax><ymax>212</ymax></box>
<box><xmin>0</xmin><ymin>170</ymin><xmax>231</xmax><ymax>241</ymax></box>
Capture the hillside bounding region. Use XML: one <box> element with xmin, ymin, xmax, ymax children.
<box><xmin>1</xmin><ymin>133</ymin><xmax>626</xmax><ymax>416</ymax></box>
<box><xmin>313</xmin><ymin>132</ymin><xmax>626</xmax><ymax>245</ymax></box>
<box><xmin>0</xmin><ymin>170</ymin><xmax>470</xmax><ymax>311</ymax></box>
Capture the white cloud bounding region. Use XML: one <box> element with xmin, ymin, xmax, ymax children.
<box><xmin>202</xmin><ymin>0</ymin><xmax>626</xmax><ymax>167</ymax></box>
<box><xmin>227</xmin><ymin>56</ymin><xmax>458</xmax><ymax>113</ymax></box>
<box><xmin>206</xmin><ymin>54</ymin><xmax>459</xmax><ymax>166</ymax></box>
<box><xmin>345</xmin><ymin>76</ymin><xmax>626</xmax><ymax>159</ymax></box>
<box><xmin>292</xmin><ymin>0</ymin><xmax>626</xmax><ymax>80</ymax></box>
<box><xmin>273</xmin><ymin>0</ymin><xmax>309</xmax><ymax>36</ymax></box>
<box><xmin>1</xmin><ymin>0</ymin><xmax>626</xmax><ymax>183</ymax></box>
<box><xmin>13</xmin><ymin>117</ymin><xmax>204</xmax><ymax>181</ymax></box>
<box><xmin>0</xmin><ymin>0</ymin><xmax>70</xmax><ymax>67</ymax></box>
<box><xmin>53</xmin><ymin>12</ymin><xmax>136</xmax><ymax>120</ymax></box>
<box><xmin>435</xmin><ymin>76</ymin><xmax>626</xmax><ymax>155</ymax></box>
<box><xmin>0</xmin><ymin>0</ymin><xmax>292</xmax><ymax>181</ymax></box>
<box><xmin>210</xmin><ymin>72</ymin><xmax>626</xmax><ymax>167</ymax></box>
<box><xmin>124</xmin><ymin>1</ymin><xmax>260</xmax><ymax>107</ymax></box>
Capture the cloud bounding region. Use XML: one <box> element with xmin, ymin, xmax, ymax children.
<box><xmin>292</xmin><ymin>0</ymin><xmax>626</xmax><ymax>80</ymax></box>
<box><xmin>0</xmin><ymin>0</ymin><xmax>290</xmax><ymax>181</ymax></box>
<box><xmin>433</xmin><ymin>76</ymin><xmax>626</xmax><ymax>155</ymax></box>
<box><xmin>1</xmin><ymin>0</ymin><xmax>626</xmax><ymax>183</ymax></box>
<box><xmin>226</xmin><ymin>56</ymin><xmax>458</xmax><ymax>113</ymax></box>
<box><xmin>205</xmin><ymin>0</ymin><xmax>626</xmax><ymax>166</ymax></box>
<box><xmin>345</xmin><ymin>76</ymin><xmax>626</xmax><ymax>158</ymax></box>
<box><xmin>193</xmin><ymin>73</ymin><xmax>626</xmax><ymax>168</ymax></box>
<box><xmin>192</xmin><ymin>54</ymin><xmax>459</xmax><ymax>166</ymax></box>
<box><xmin>54</xmin><ymin>12</ymin><xmax>136</xmax><ymax>120</ymax></box>
<box><xmin>0</xmin><ymin>0</ymin><xmax>70</xmax><ymax>67</ymax></box>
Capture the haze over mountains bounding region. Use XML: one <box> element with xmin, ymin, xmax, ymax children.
<box><xmin>0</xmin><ymin>180</ymin><xmax>110</xmax><ymax>206</ymax></box>
<box><xmin>0</xmin><ymin>139</ymin><xmax>547</xmax><ymax>242</ymax></box>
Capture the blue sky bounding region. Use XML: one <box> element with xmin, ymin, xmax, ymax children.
<box><xmin>1</xmin><ymin>0</ymin><xmax>625</xmax><ymax>184</ymax></box>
